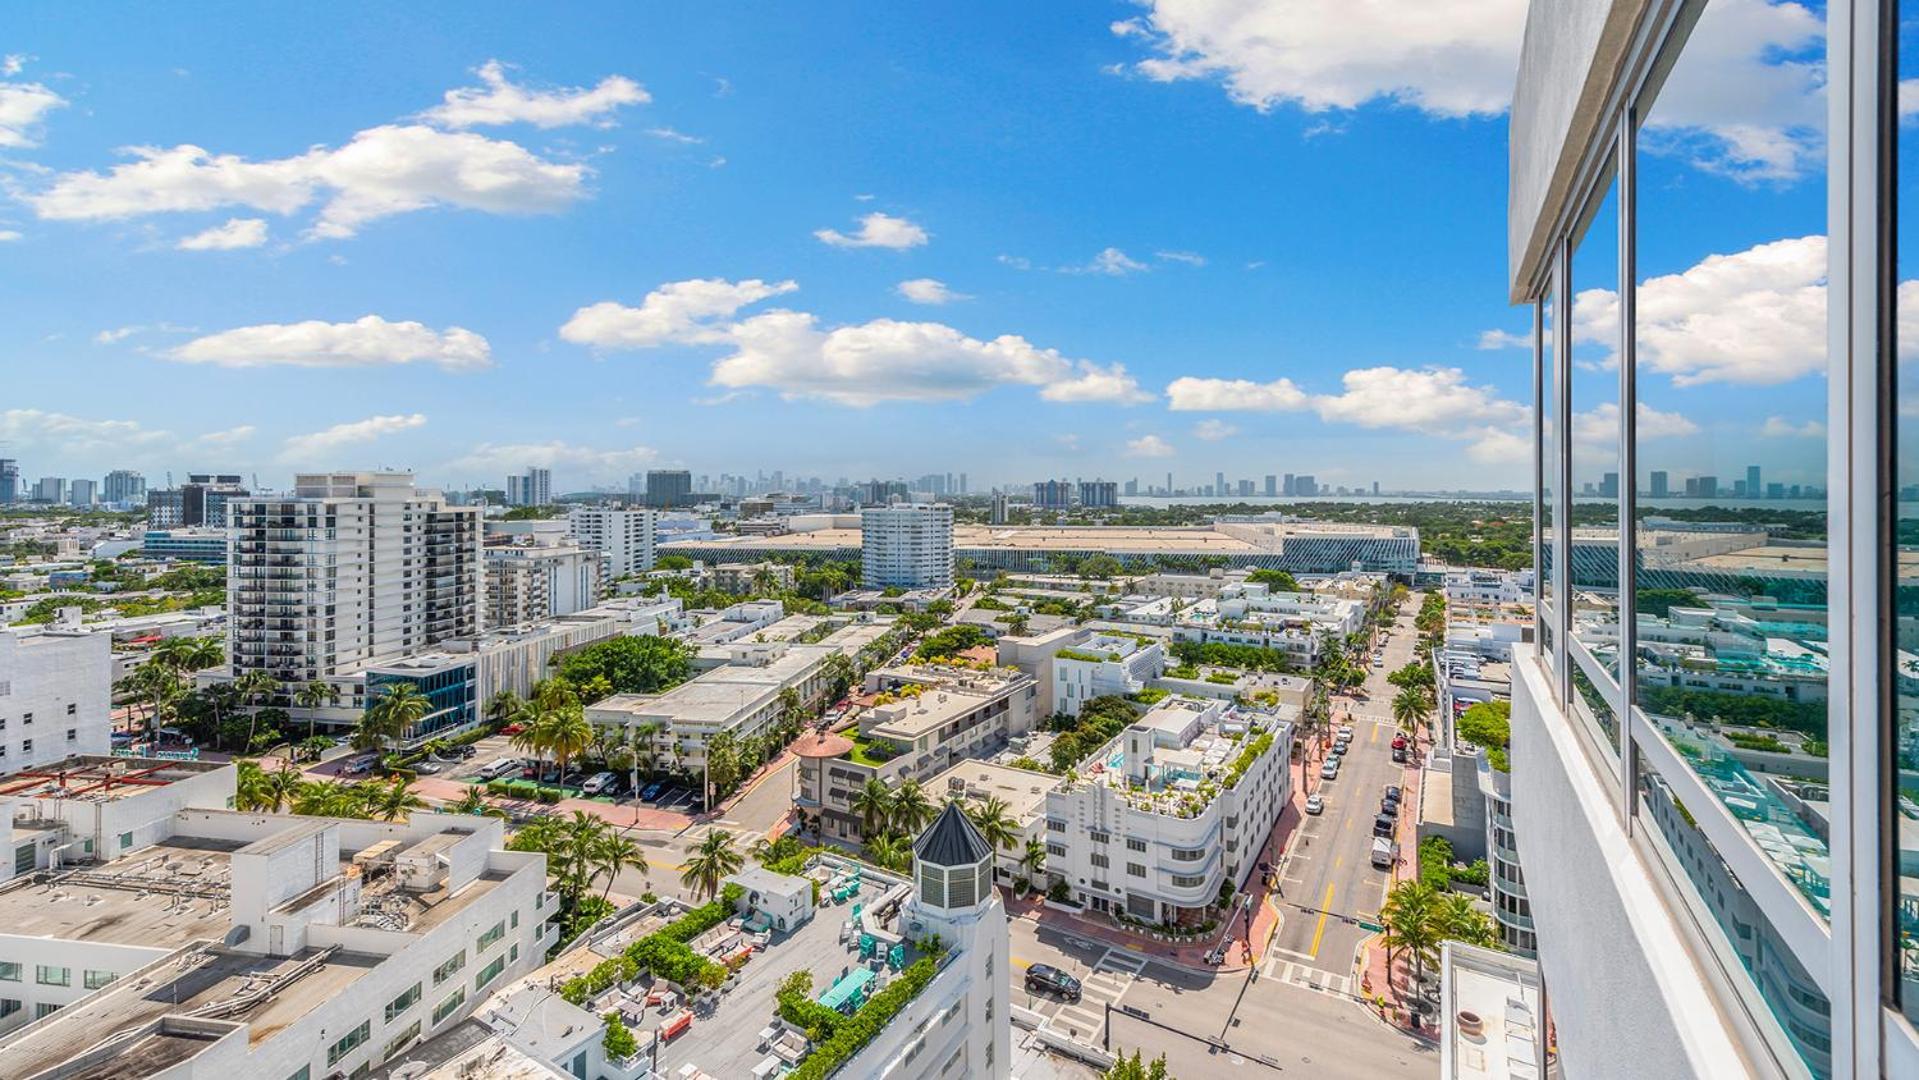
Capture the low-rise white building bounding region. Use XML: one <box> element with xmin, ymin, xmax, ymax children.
<box><xmin>0</xmin><ymin>610</ymin><xmax>113</xmax><ymax>772</ymax></box>
<box><xmin>995</xmin><ymin>627</ymin><xmax>1162</xmax><ymax>718</ymax></box>
<box><xmin>1044</xmin><ymin>697</ymin><xmax>1292</xmax><ymax>925</ymax></box>
<box><xmin>0</xmin><ymin>757</ymin><xmax>552</xmax><ymax>1079</ymax></box>
<box><xmin>1170</xmin><ymin>582</ymin><xmax>1365</xmax><ymax>667</ymax></box>
<box><xmin>484</xmin><ymin>538</ymin><xmax>603</xmax><ymax>628</ymax></box>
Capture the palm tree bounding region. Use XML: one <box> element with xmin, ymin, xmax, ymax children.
<box><xmin>487</xmin><ymin>689</ymin><xmax>528</xmax><ymax>730</ymax></box>
<box><xmin>1379</xmin><ymin>880</ymin><xmax>1446</xmax><ymax>988</ymax></box>
<box><xmin>539</xmin><ymin>707</ymin><xmax>593</xmax><ymax>785</ymax></box>
<box><xmin>680</xmin><ymin>830</ymin><xmax>744</xmax><ymax>901</ymax></box>
<box><xmin>291</xmin><ymin>778</ymin><xmax>366</xmax><ymax>817</ymax></box>
<box><xmin>889</xmin><ymin>780</ymin><xmax>935</xmax><ymax>836</ymax></box>
<box><xmin>965</xmin><ymin>795</ymin><xmax>1019</xmax><ymax>878</ymax></box>
<box><xmin>359</xmin><ymin>682</ymin><xmax>431</xmax><ymax>756</ymax></box>
<box><xmin>852</xmin><ymin>778</ymin><xmax>894</xmax><ymax>839</ymax></box>
<box><xmin>448</xmin><ymin>786</ymin><xmax>507</xmax><ymax>819</ymax></box>
<box><xmin>368</xmin><ymin>777</ymin><xmax>429</xmax><ymax>821</ymax></box>
<box><xmin>1392</xmin><ymin>688</ymin><xmax>1428</xmax><ymax>740</ymax></box>
<box><xmin>1019</xmin><ymin>837</ymin><xmax>1048</xmax><ymax>883</ymax></box>
<box><xmin>155</xmin><ymin>634</ymin><xmax>224</xmax><ymax>674</ymax></box>
<box><xmin>592</xmin><ymin>830</ymin><xmax>649</xmax><ymax>903</ymax></box>
<box><xmin>866</xmin><ymin>833</ymin><xmax>912</xmax><ymax>873</ymax></box>
<box><xmin>121</xmin><ymin>660</ymin><xmax>184</xmax><ymax>742</ymax></box>
<box><xmin>254</xmin><ymin>761</ymin><xmax>302</xmax><ymax>812</ymax></box>
<box><xmin>1435</xmin><ymin>892</ymin><xmax>1499</xmax><ymax>949</ymax></box>
<box><xmin>294</xmin><ymin>679</ymin><xmax>341</xmax><ymax>743</ymax></box>
<box><xmin>234</xmin><ymin>670</ymin><xmax>282</xmax><ymax>754</ymax></box>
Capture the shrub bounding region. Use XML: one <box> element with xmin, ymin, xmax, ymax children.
<box><xmin>786</xmin><ymin>950</ymin><xmax>945</xmax><ymax>1080</ymax></box>
<box><xmin>1048</xmin><ymin>879</ymin><xmax>1072</xmax><ymax>903</ymax></box>
<box><xmin>602</xmin><ymin>1012</ymin><xmax>639</xmax><ymax>1061</ymax></box>
<box><xmin>560</xmin><ymin>885</ymin><xmax>744</xmax><ymax>1006</ymax></box>
<box><xmin>537</xmin><ymin>787</ymin><xmax>562</xmax><ymax>804</ymax></box>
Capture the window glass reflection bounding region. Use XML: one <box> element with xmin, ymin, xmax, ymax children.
<box><xmin>1892</xmin><ymin>0</ymin><xmax>1919</xmax><ymax>1030</ymax></box>
<box><xmin>1569</xmin><ymin>179</ymin><xmax>1624</xmax><ymax>705</ymax></box>
<box><xmin>1540</xmin><ymin>289</ymin><xmax>1556</xmax><ymax>665</ymax></box>
<box><xmin>1631</xmin><ymin>0</ymin><xmax>1830</xmax><ymax>941</ymax></box>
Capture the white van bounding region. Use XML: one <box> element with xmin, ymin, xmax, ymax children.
<box><xmin>1370</xmin><ymin>837</ymin><xmax>1396</xmax><ymax>869</ymax></box>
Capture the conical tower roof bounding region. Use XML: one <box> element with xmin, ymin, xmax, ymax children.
<box><xmin>913</xmin><ymin>800</ymin><xmax>993</xmax><ymax>868</ymax></box>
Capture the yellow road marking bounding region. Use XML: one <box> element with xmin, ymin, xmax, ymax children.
<box><xmin>1308</xmin><ymin>881</ymin><xmax>1336</xmax><ymax>957</ymax></box>
<box><xmin>1370</xmin><ymin>723</ymin><xmax>1380</xmax><ymax>745</ymax></box>
<box><xmin>1011</xmin><ymin>957</ymin><xmax>1033</xmax><ymax>970</ymax></box>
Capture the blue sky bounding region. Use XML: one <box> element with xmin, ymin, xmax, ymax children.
<box><xmin>0</xmin><ymin>1</ymin><xmax>1832</xmax><ymax>494</ymax></box>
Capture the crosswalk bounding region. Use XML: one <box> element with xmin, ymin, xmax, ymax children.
<box><xmin>1262</xmin><ymin>957</ymin><xmax>1354</xmax><ymax>998</ymax></box>
<box><xmin>1041</xmin><ymin>947</ymin><xmax>1146</xmax><ymax>1043</ymax></box>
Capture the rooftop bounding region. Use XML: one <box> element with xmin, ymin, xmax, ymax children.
<box><xmin>1442</xmin><ymin>941</ymin><xmax>1546</xmax><ymax>1080</ymax></box>
<box><xmin>0</xmin><ymin>836</ymin><xmax>241</xmax><ymax>947</ymax></box>
<box><xmin>0</xmin><ymin>756</ymin><xmax>227</xmax><ymax>803</ymax></box>
<box><xmin>924</xmin><ymin>759</ymin><xmax>1061</xmax><ymax>825</ymax></box>
<box><xmin>1069</xmin><ymin>698</ymin><xmax>1287</xmax><ymax>818</ymax></box>
<box><xmin>861</xmin><ymin>664</ymin><xmax>1032</xmax><ymax>742</ymax></box>
<box><xmin>662</xmin><ymin>520</ymin><xmax>1411</xmax><ymax>556</ymax></box>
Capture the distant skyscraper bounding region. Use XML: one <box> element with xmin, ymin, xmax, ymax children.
<box><xmin>861</xmin><ymin>503</ymin><xmax>954</xmax><ymax>589</ymax></box>
<box><xmin>990</xmin><ymin>493</ymin><xmax>1009</xmax><ymax>524</ymax></box>
<box><xmin>1696</xmin><ymin>475</ymin><xmax>1719</xmax><ymax>498</ymax></box>
<box><xmin>1372</xmin><ymin>480</ymin><xmax>1381</xmax><ymax>496</ymax></box>
<box><xmin>1265</xmin><ymin>475</ymin><xmax>1278</xmax><ymax>496</ymax></box>
<box><xmin>1033</xmin><ymin>479</ymin><xmax>1072</xmax><ymax>510</ymax></box>
<box><xmin>0</xmin><ymin>459</ymin><xmax>18</xmax><ymax>504</ymax></box>
<box><xmin>959</xmin><ymin>472</ymin><xmax>968</xmax><ymax>496</ymax></box>
<box><xmin>1649</xmin><ymin>470</ymin><xmax>1669</xmax><ymax>498</ymax></box>
<box><xmin>1294</xmin><ymin>475</ymin><xmax>1317</xmax><ymax>497</ymax></box>
<box><xmin>1123</xmin><ymin>478</ymin><xmax>1138</xmax><ymax>497</ymax></box>
<box><xmin>31</xmin><ymin>477</ymin><xmax>65</xmax><ymax>503</ymax></box>
<box><xmin>1215</xmin><ymin>471</ymin><xmax>1226</xmax><ymax>497</ymax></box>
<box><xmin>1746</xmin><ymin>465</ymin><xmax>1762</xmax><ymax>499</ymax></box>
<box><xmin>103</xmin><ymin>470</ymin><xmax>145</xmax><ymax>505</ymax></box>
<box><xmin>1599</xmin><ymin>472</ymin><xmax>1619</xmax><ymax>499</ymax></box>
<box><xmin>506</xmin><ymin>466</ymin><xmax>552</xmax><ymax>507</ymax></box>
<box><xmin>644</xmin><ymin>469</ymin><xmax>693</xmax><ymax>508</ymax></box>
<box><xmin>1079</xmin><ymin>480</ymin><xmax>1118</xmax><ymax>508</ymax></box>
<box><xmin>1283</xmin><ymin>473</ymin><xmax>1296</xmax><ymax>496</ymax></box>
<box><xmin>67</xmin><ymin>479</ymin><xmax>97</xmax><ymax>507</ymax></box>
<box><xmin>627</xmin><ymin>471</ymin><xmax>646</xmax><ymax>502</ymax></box>
<box><xmin>1237</xmin><ymin>479</ymin><xmax>1254</xmax><ymax>497</ymax></box>
<box><xmin>1164</xmin><ymin>471</ymin><xmax>1173</xmax><ymax>495</ymax></box>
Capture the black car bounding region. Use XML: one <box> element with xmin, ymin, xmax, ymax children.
<box><xmin>1385</xmin><ymin>785</ymin><xmax>1403</xmax><ymax>802</ymax></box>
<box><xmin>1025</xmin><ymin>964</ymin><xmax>1082</xmax><ymax>1001</ymax></box>
<box><xmin>1379</xmin><ymin>799</ymin><xmax>1399</xmax><ymax>820</ymax></box>
<box><xmin>1373</xmin><ymin>813</ymin><xmax>1396</xmax><ymax>838</ymax></box>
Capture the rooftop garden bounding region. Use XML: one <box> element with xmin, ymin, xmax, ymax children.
<box><xmin>779</xmin><ymin>941</ymin><xmax>949</xmax><ymax>1080</ymax></box>
<box><xmin>559</xmin><ymin>883</ymin><xmax>745</xmax><ymax>1006</ymax></box>
<box><xmin>1457</xmin><ymin>700</ymin><xmax>1511</xmax><ymax>773</ymax></box>
<box><xmin>846</xmin><ymin>733</ymin><xmax>902</xmax><ymax>766</ymax></box>
<box><xmin>1056</xmin><ymin>647</ymin><xmax>1124</xmax><ymax>663</ymax></box>
<box><xmin>1223</xmin><ymin>730</ymin><xmax>1274</xmax><ymax>788</ymax></box>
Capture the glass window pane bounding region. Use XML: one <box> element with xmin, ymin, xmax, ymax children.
<box><xmin>1638</xmin><ymin>758</ymin><xmax>1831</xmax><ymax>1073</ymax></box>
<box><xmin>1894</xmin><ymin>0</ymin><xmax>1919</xmax><ymax>1031</ymax></box>
<box><xmin>1570</xmin><ymin>177</ymin><xmax>1623</xmax><ymax>692</ymax></box>
<box><xmin>1540</xmin><ymin>289</ymin><xmax>1556</xmax><ymax>665</ymax></box>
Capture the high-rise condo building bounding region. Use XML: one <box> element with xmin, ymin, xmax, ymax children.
<box><xmin>505</xmin><ymin>466</ymin><xmax>552</xmax><ymax>507</ymax></box>
<box><xmin>644</xmin><ymin>468</ymin><xmax>693</xmax><ymax>508</ymax></box>
<box><xmin>1077</xmin><ymin>480</ymin><xmax>1118</xmax><ymax>509</ymax></box>
<box><xmin>861</xmin><ymin>503</ymin><xmax>954</xmax><ymax>589</ymax></box>
<box><xmin>483</xmin><ymin>538</ymin><xmax>602</xmax><ymax>628</ymax></box>
<box><xmin>65</xmin><ymin>479</ymin><xmax>96</xmax><ymax>507</ymax></box>
<box><xmin>1266</xmin><ymin>474</ymin><xmax>1278</xmax><ymax>496</ymax></box>
<box><xmin>227</xmin><ymin>473</ymin><xmax>480</xmax><ymax>722</ymax></box>
<box><xmin>102</xmin><ymin>469</ymin><xmax>145</xmax><ymax>505</ymax></box>
<box><xmin>0</xmin><ymin>459</ymin><xmax>17</xmax><ymax>504</ymax></box>
<box><xmin>31</xmin><ymin>477</ymin><xmax>64</xmax><ymax>503</ymax></box>
<box><xmin>1293</xmin><ymin>474</ymin><xmax>1316</xmax><ymax>497</ymax></box>
<box><xmin>1503</xmin><ymin>1</ymin><xmax>1914</xmax><ymax>1074</ymax></box>
<box><xmin>1282</xmin><ymin>473</ymin><xmax>1295</xmax><ymax>496</ymax></box>
<box><xmin>565</xmin><ymin>505</ymin><xmax>658</xmax><ymax>578</ymax></box>
<box><xmin>1033</xmin><ymin>479</ymin><xmax>1072</xmax><ymax>510</ymax></box>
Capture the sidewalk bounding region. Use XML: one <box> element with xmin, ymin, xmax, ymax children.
<box><xmin>1355</xmin><ymin>723</ymin><xmax>1439</xmax><ymax>1041</ymax></box>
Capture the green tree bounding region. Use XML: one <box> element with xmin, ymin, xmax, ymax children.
<box><xmin>293</xmin><ymin>679</ymin><xmax>341</xmax><ymax>743</ymax></box>
<box><xmin>1245</xmin><ymin>568</ymin><xmax>1301</xmax><ymax>591</ymax></box>
<box><xmin>555</xmin><ymin>636</ymin><xmax>695</xmax><ymax>698</ymax></box>
<box><xmin>1392</xmin><ymin>687</ymin><xmax>1431</xmax><ymax>739</ymax></box>
<box><xmin>603</xmin><ymin>1011</ymin><xmax>640</xmax><ymax>1061</ymax></box>
<box><xmin>1019</xmin><ymin>838</ymin><xmax>1048</xmax><ymax>882</ymax></box>
<box><xmin>1103</xmin><ymin>1050</ymin><xmax>1170</xmax><ymax>1080</ymax></box>
<box><xmin>233</xmin><ymin>670</ymin><xmax>282</xmax><ymax>754</ymax></box>
<box><xmin>680</xmin><ymin>830</ymin><xmax>744</xmax><ymax>901</ymax></box>
<box><xmin>889</xmin><ymin>780</ymin><xmax>935</xmax><ymax>836</ymax></box>
<box><xmin>367</xmin><ymin>777</ymin><xmax>429</xmax><ymax>821</ymax></box>
<box><xmin>1379</xmin><ymin>880</ymin><xmax>1446</xmax><ymax>986</ymax></box>
<box><xmin>592</xmin><ymin>830</ymin><xmax>649</xmax><ymax>903</ymax></box>
<box><xmin>866</xmin><ymin>833</ymin><xmax>912</xmax><ymax>873</ymax></box>
<box><xmin>358</xmin><ymin>682</ymin><xmax>429</xmax><ymax>754</ymax></box>
<box><xmin>964</xmin><ymin>794</ymin><xmax>1018</xmax><ymax>875</ymax></box>
<box><xmin>852</xmin><ymin>778</ymin><xmax>894</xmax><ymax>838</ymax></box>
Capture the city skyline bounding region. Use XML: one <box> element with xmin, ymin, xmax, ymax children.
<box><xmin>1</xmin><ymin>2</ymin><xmax>1829</xmax><ymax>491</ymax></box>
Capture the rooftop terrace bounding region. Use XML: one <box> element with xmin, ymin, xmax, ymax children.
<box><xmin>0</xmin><ymin>756</ymin><xmax>226</xmax><ymax>803</ymax></box>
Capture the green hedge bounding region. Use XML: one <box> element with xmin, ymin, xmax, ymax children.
<box><xmin>787</xmin><ymin>949</ymin><xmax>944</xmax><ymax>1080</ymax></box>
<box><xmin>1223</xmin><ymin>731</ymin><xmax>1274</xmax><ymax>788</ymax></box>
<box><xmin>560</xmin><ymin>884</ymin><xmax>744</xmax><ymax>1006</ymax></box>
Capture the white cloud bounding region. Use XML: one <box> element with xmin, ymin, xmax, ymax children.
<box><xmin>645</xmin><ymin>126</ymin><xmax>703</xmax><ymax>144</ymax></box>
<box><xmin>444</xmin><ymin>440</ymin><xmax>659</xmax><ymax>483</ymax></box>
<box><xmin>1037</xmin><ymin>362</ymin><xmax>1153</xmax><ymax>405</ymax></box>
<box><xmin>895</xmin><ymin>278</ymin><xmax>969</xmax><ymax>305</ymax></box>
<box><xmin>195</xmin><ymin>424</ymin><xmax>256</xmax><ymax>447</ymax></box>
<box><xmin>711</xmin><ymin>312</ymin><xmax>1107</xmax><ymax>406</ymax></box>
<box><xmin>281</xmin><ymin>413</ymin><xmax>426</xmax><ymax>461</ymax></box>
<box><xmin>1111</xmin><ymin>0</ymin><xmax>1525</xmax><ymax>118</ymax></box>
<box><xmin>814</xmin><ymin>212</ymin><xmax>929</xmax><ymax>250</ymax></box>
<box><xmin>1155</xmin><ymin>250</ymin><xmax>1206</xmax><ymax>267</ymax></box>
<box><xmin>176</xmin><ymin>217</ymin><xmax>268</xmax><ymax>250</ymax></box>
<box><xmin>1165</xmin><ymin>376</ymin><xmax>1309</xmax><ymax>412</ymax></box>
<box><xmin>1640</xmin><ymin>0</ymin><xmax>1826</xmax><ymax>182</ymax></box>
<box><xmin>0</xmin><ymin>230</ymin><xmax>19</xmax><ymax>242</ymax></box>
<box><xmin>1192</xmin><ymin>419</ymin><xmax>1238</xmax><ymax>441</ymax></box>
<box><xmin>1572</xmin><ymin>235</ymin><xmax>1827</xmax><ymax>386</ymax></box>
<box><xmin>1902</xmin><ymin>79</ymin><xmax>1919</xmax><ymax>123</ymax></box>
<box><xmin>1167</xmin><ymin>365</ymin><xmax>1531</xmax><ymax>463</ymax></box>
<box><xmin>0</xmin><ymin>408</ymin><xmax>170</xmax><ymax>453</ymax></box>
<box><xmin>420</xmin><ymin>60</ymin><xmax>647</xmax><ymax>129</ymax></box>
<box><xmin>1476</xmin><ymin>327</ymin><xmax>1529</xmax><ymax>350</ymax></box>
<box><xmin>1571</xmin><ymin>402</ymin><xmax>1699</xmax><ymax>447</ymax></box>
<box><xmin>996</xmin><ymin>254</ymin><xmax>1033</xmax><ymax>271</ymax></box>
<box><xmin>1761</xmin><ymin>415</ymin><xmax>1826</xmax><ymax>437</ymax></box>
<box><xmin>30</xmin><ymin>123</ymin><xmax>590</xmax><ymax>239</ymax></box>
<box><xmin>560</xmin><ymin>278</ymin><xmax>798</xmax><ymax>349</ymax></box>
<box><xmin>1115</xmin><ymin>0</ymin><xmax>1822</xmax><ymax>183</ymax></box>
<box><xmin>1124</xmin><ymin>434</ymin><xmax>1176</xmax><ymax>458</ymax></box>
<box><xmin>1054</xmin><ymin>434</ymin><xmax>1082</xmax><ymax>452</ymax></box>
<box><xmin>94</xmin><ymin>326</ymin><xmax>140</xmax><ymax>345</ymax></box>
<box><xmin>1065</xmin><ymin>247</ymin><xmax>1147</xmax><ymax>276</ymax></box>
<box><xmin>169</xmin><ymin>315</ymin><xmax>492</xmax><ymax>371</ymax></box>
<box><xmin>0</xmin><ymin>63</ymin><xmax>65</xmax><ymax>148</ymax></box>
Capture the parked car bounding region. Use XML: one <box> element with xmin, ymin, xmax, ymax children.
<box><xmin>581</xmin><ymin>772</ymin><xmax>620</xmax><ymax>796</ymax></box>
<box><xmin>641</xmin><ymin>781</ymin><xmax>665</xmax><ymax>802</ymax></box>
<box><xmin>476</xmin><ymin>758</ymin><xmax>517</xmax><ymax>781</ymax></box>
<box><xmin>1304</xmin><ymin>793</ymin><xmax>1325</xmax><ymax>815</ymax></box>
<box><xmin>1372</xmin><ymin>813</ymin><xmax>1396</xmax><ymax>838</ymax></box>
<box><xmin>1025</xmin><ymin>964</ymin><xmax>1082</xmax><ymax>1002</ymax></box>
<box><xmin>342</xmin><ymin>754</ymin><xmax>378</xmax><ymax>776</ymax></box>
<box><xmin>1336</xmin><ymin>724</ymin><xmax>1355</xmax><ymax>740</ymax></box>
<box><xmin>412</xmin><ymin>761</ymin><xmax>444</xmax><ymax>775</ymax></box>
<box><xmin>1391</xmin><ymin>747</ymin><xmax>1409</xmax><ymax>763</ymax></box>
<box><xmin>500</xmin><ymin>723</ymin><xmax>525</xmax><ymax>736</ymax></box>
<box><xmin>1379</xmin><ymin>798</ymin><xmax>1398</xmax><ymax>820</ymax></box>
<box><xmin>452</xmin><ymin>744</ymin><xmax>478</xmax><ymax>760</ymax></box>
<box><xmin>1370</xmin><ymin>837</ymin><xmax>1396</xmax><ymax>868</ymax></box>
<box><xmin>1385</xmin><ymin>785</ymin><xmax>1402</xmax><ymax>802</ymax></box>
<box><xmin>1391</xmin><ymin>734</ymin><xmax>1408</xmax><ymax>751</ymax></box>
<box><xmin>1320</xmin><ymin>760</ymin><xmax>1340</xmax><ymax>780</ymax></box>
